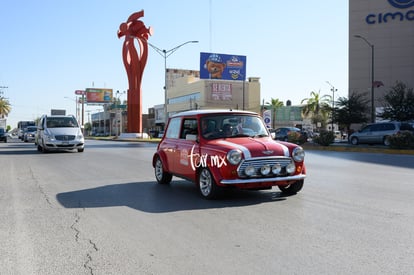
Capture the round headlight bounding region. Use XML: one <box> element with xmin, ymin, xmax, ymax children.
<box><xmin>286</xmin><ymin>162</ymin><xmax>296</xmax><ymax>174</ymax></box>
<box><xmin>260</xmin><ymin>164</ymin><xmax>271</xmax><ymax>175</ymax></box>
<box><xmin>292</xmin><ymin>147</ymin><xmax>305</xmax><ymax>162</ymax></box>
<box><xmin>244</xmin><ymin>165</ymin><xmax>256</xmax><ymax>176</ymax></box>
<box><xmin>272</xmin><ymin>163</ymin><xmax>282</xmax><ymax>174</ymax></box>
<box><xmin>227</xmin><ymin>149</ymin><xmax>242</xmax><ymax>165</ymax></box>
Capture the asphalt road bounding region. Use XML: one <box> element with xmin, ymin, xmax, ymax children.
<box><xmin>1</xmin><ymin>138</ymin><xmax>413</xmax><ymax>275</ymax></box>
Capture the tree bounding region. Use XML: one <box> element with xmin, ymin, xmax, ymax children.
<box><xmin>301</xmin><ymin>90</ymin><xmax>331</xmax><ymax>130</ymax></box>
<box><xmin>378</xmin><ymin>81</ymin><xmax>414</xmax><ymax>121</ymax></box>
<box><xmin>334</xmin><ymin>92</ymin><xmax>369</xmax><ymax>134</ymax></box>
<box><xmin>265</xmin><ymin>98</ymin><xmax>283</xmax><ymax>129</ymax></box>
<box><xmin>0</xmin><ymin>97</ymin><xmax>11</xmax><ymax>118</ymax></box>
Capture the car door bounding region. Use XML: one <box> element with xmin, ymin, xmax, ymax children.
<box><xmin>358</xmin><ymin>125</ymin><xmax>374</xmax><ymax>143</ymax></box>
<box><xmin>173</xmin><ymin>118</ymin><xmax>199</xmax><ymax>180</ymax></box>
<box><xmin>373</xmin><ymin>123</ymin><xmax>389</xmax><ymax>143</ymax></box>
<box><xmin>160</xmin><ymin>117</ymin><xmax>181</xmax><ymax>173</ymax></box>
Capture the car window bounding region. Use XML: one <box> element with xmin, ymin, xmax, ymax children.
<box><xmin>180</xmin><ymin>119</ymin><xmax>198</xmax><ymax>139</ymax></box>
<box><xmin>400</xmin><ymin>123</ymin><xmax>413</xmax><ymax>131</ymax></box>
<box><xmin>201</xmin><ymin>114</ymin><xmax>268</xmax><ymax>139</ymax></box>
<box><xmin>165</xmin><ymin>117</ymin><xmax>181</xmax><ymax>139</ymax></box>
<box><xmin>383</xmin><ymin>123</ymin><xmax>395</xmax><ymax>131</ymax></box>
<box><xmin>360</xmin><ymin>125</ymin><xmax>373</xmax><ymax>132</ymax></box>
<box><xmin>370</xmin><ymin>124</ymin><xmax>382</xmax><ymax>131</ymax></box>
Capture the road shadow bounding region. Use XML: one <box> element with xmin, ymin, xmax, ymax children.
<box><xmin>56</xmin><ymin>180</ymin><xmax>287</xmax><ymax>213</ymax></box>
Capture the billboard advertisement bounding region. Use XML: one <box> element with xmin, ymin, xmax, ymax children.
<box><xmin>210</xmin><ymin>82</ymin><xmax>232</xmax><ymax>101</ymax></box>
<box><xmin>200</xmin><ymin>52</ymin><xmax>246</xmax><ymax>81</ymax></box>
<box><xmin>85</xmin><ymin>88</ymin><xmax>113</xmax><ymax>104</ymax></box>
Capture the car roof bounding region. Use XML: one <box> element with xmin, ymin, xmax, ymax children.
<box><xmin>171</xmin><ymin>109</ymin><xmax>258</xmax><ymax>118</ymax></box>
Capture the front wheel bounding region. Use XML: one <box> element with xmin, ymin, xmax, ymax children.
<box><xmin>383</xmin><ymin>136</ymin><xmax>391</xmax><ymax>146</ymax></box>
<box><xmin>279</xmin><ymin>180</ymin><xmax>304</xmax><ymax>195</ymax></box>
<box><xmin>154</xmin><ymin>156</ymin><xmax>172</xmax><ymax>184</ymax></box>
<box><xmin>198</xmin><ymin>168</ymin><xmax>220</xmax><ymax>199</ymax></box>
<box><xmin>350</xmin><ymin>137</ymin><xmax>359</xmax><ymax>145</ymax></box>
<box><xmin>78</xmin><ymin>148</ymin><xmax>84</xmax><ymax>152</ymax></box>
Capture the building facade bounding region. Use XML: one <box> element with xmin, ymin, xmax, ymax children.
<box><xmin>349</xmin><ymin>0</ymin><xmax>414</xmax><ymax>121</ymax></box>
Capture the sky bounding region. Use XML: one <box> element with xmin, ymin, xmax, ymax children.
<box><xmin>0</xmin><ymin>0</ymin><xmax>349</xmax><ymax>128</ymax></box>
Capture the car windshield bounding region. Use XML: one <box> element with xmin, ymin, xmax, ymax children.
<box><xmin>201</xmin><ymin>114</ymin><xmax>269</xmax><ymax>139</ymax></box>
<box><xmin>46</xmin><ymin>117</ymin><xmax>78</xmax><ymax>128</ymax></box>
<box><xmin>26</xmin><ymin>126</ymin><xmax>38</xmax><ymax>132</ymax></box>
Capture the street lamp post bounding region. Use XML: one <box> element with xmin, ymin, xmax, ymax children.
<box><xmin>64</xmin><ymin>96</ymin><xmax>79</xmax><ymax>122</ymax></box>
<box><xmin>147</xmin><ymin>40</ymin><xmax>198</xmax><ymax>125</ymax></box>
<box><xmin>326</xmin><ymin>81</ymin><xmax>337</xmax><ymax>131</ymax></box>
<box><xmin>354</xmin><ymin>35</ymin><xmax>375</xmax><ymax>123</ymax></box>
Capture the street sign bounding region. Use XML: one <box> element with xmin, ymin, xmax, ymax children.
<box><xmin>263</xmin><ymin>110</ymin><xmax>271</xmax><ymax>128</ymax></box>
<box><xmin>75</xmin><ymin>90</ymin><xmax>85</xmax><ymax>95</ymax></box>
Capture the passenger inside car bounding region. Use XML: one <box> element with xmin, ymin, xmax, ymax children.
<box><xmin>222</xmin><ymin>124</ymin><xmax>233</xmax><ymax>136</ymax></box>
<box><xmin>201</xmin><ymin>119</ymin><xmax>216</xmax><ymax>138</ymax></box>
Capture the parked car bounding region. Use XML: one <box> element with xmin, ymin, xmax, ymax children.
<box><xmin>349</xmin><ymin>121</ymin><xmax>414</xmax><ymax>146</ymax></box>
<box><xmin>23</xmin><ymin>126</ymin><xmax>38</xmax><ymax>142</ymax></box>
<box><xmin>153</xmin><ymin>109</ymin><xmax>306</xmax><ymax>199</ymax></box>
<box><xmin>273</xmin><ymin>127</ymin><xmax>308</xmax><ymax>144</ymax></box>
<box><xmin>0</xmin><ymin>128</ymin><xmax>7</xmax><ymax>143</ymax></box>
<box><xmin>36</xmin><ymin>115</ymin><xmax>84</xmax><ymax>152</ymax></box>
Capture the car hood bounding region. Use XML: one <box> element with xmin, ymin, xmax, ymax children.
<box><xmin>207</xmin><ymin>136</ymin><xmax>293</xmax><ymax>158</ymax></box>
<box><xmin>47</xmin><ymin>127</ymin><xmax>82</xmax><ymax>136</ymax></box>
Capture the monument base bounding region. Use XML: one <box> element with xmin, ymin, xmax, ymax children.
<box><xmin>118</xmin><ymin>132</ymin><xmax>150</xmax><ymax>139</ymax></box>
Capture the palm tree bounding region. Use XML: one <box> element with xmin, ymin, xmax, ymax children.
<box><xmin>0</xmin><ymin>97</ymin><xmax>11</xmax><ymax>118</ymax></box>
<box><xmin>301</xmin><ymin>90</ymin><xmax>331</xmax><ymax>130</ymax></box>
<box><xmin>265</xmin><ymin>98</ymin><xmax>284</xmax><ymax>129</ymax></box>
<box><xmin>334</xmin><ymin>92</ymin><xmax>369</xmax><ymax>134</ymax></box>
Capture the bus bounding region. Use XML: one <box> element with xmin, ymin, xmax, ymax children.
<box><xmin>17</xmin><ymin>120</ymin><xmax>36</xmax><ymax>140</ymax></box>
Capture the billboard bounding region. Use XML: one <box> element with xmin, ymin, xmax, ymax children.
<box><xmin>85</xmin><ymin>88</ymin><xmax>113</xmax><ymax>104</ymax></box>
<box><xmin>200</xmin><ymin>52</ymin><xmax>246</xmax><ymax>81</ymax></box>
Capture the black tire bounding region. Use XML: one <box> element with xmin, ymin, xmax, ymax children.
<box><xmin>154</xmin><ymin>156</ymin><xmax>172</xmax><ymax>184</ymax></box>
<box><xmin>198</xmin><ymin>168</ymin><xmax>220</xmax><ymax>199</ymax></box>
<box><xmin>350</xmin><ymin>137</ymin><xmax>359</xmax><ymax>145</ymax></box>
<box><xmin>78</xmin><ymin>148</ymin><xmax>84</xmax><ymax>152</ymax></box>
<box><xmin>279</xmin><ymin>180</ymin><xmax>304</xmax><ymax>195</ymax></box>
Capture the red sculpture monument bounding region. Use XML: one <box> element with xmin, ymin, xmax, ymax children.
<box><xmin>118</xmin><ymin>10</ymin><xmax>153</xmax><ymax>134</ymax></box>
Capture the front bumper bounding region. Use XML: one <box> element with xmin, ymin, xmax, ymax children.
<box><xmin>43</xmin><ymin>140</ymin><xmax>84</xmax><ymax>150</ymax></box>
<box><xmin>220</xmin><ymin>174</ymin><xmax>306</xmax><ymax>185</ymax></box>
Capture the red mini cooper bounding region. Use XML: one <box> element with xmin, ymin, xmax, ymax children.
<box><xmin>153</xmin><ymin>110</ymin><xmax>306</xmax><ymax>199</ymax></box>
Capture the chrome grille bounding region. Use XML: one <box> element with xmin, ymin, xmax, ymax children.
<box><xmin>237</xmin><ymin>157</ymin><xmax>293</xmax><ymax>178</ymax></box>
<box><xmin>55</xmin><ymin>135</ymin><xmax>75</xmax><ymax>141</ymax></box>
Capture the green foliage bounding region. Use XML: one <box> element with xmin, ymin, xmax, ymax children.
<box><xmin>0</xmin><ymin>97</ymin><xmax>11</xmax><ymax>117</ymax></box>
<box><xmin>301</xmin><ymin>90</ymin><xmax>331</xmax><ymax>130</ymax></box>
<box><xmin>287</xmin><ymin>131</ymin><xmax>306</xmax><ymax>145</ymax></box>
<box><xmin>334</xmin><ymin>92</ymin><xmax>369</xmax><ymax>132</ymax></box>
<box><xmin>388</xmin><ymin>131</ymin><xmax>414</xmax><ymax>149</ymax></box>
<box><xmin>379</xmin><ymin>81</ymin><xmax>414</xmax><ymax>121</ymax></box>
<box><xmin>313</xmin><ymin>131</ymin><xmax>335</xmax><ymax>146</ymax></box>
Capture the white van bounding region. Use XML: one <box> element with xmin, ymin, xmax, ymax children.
<box><xmin>36</xmin><ymin>115</ymin><xmax>84</xmax><ymax>153</ymax></box>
